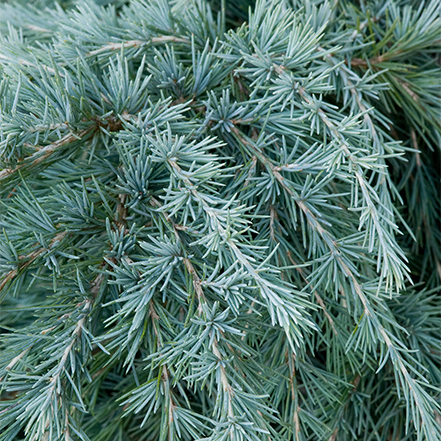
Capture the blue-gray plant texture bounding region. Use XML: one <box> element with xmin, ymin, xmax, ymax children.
<box><xmin>0</xmin><ymin>0</ymin><xmax>440</xmax><ymax>440</ymax></box>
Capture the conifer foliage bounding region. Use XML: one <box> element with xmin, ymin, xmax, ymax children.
<box><xmin>0</xmin><ymin>0</ymin><xmax>440</xmax><ymax>440</ymax></box>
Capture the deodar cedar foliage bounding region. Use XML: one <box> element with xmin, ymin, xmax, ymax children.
<box><xmin>0</xmin><ymin>0</ymin><xmax>440</xmax><ymax>440</ymax></box>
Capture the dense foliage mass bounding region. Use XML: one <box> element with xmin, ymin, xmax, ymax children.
<box><xmin>0</xmin><ymin>0</ymin><xmax>440</xmax><ymax>440</ymax></box>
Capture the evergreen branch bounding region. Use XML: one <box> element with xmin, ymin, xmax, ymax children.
<box><xmin>350</xmin><ymin>55</ymin><xmax>388</xmax><ymax>68</ymax></box>
<box><xmin>286</xmin><ymin>353</ymin><xmax>302</xmax><ymax>441</ymax></box>
<box><xmin>165</xmin><ymin>153</ymin><xmax>313</xmax><ymax>346</ymax></box>
<box><xmin>149</xmin><ymin>196</ymin><xmax>263</xmax><ymax>429</ymax></box>
<box><xmin>231</xmin><ymin>126</ymin><xmax>440</xmax><ymax>439</ymax></box>
<box><xmin>318</xmin><ymin>48</ymin><xmax>383</xmax><ymax>149</ymax></box>
<box><xmin>149</xmin><ymin>300</ymin><xmax>178</xmax><ymax>440</ymax></box>
<box><xmin>211</xmin><ymin>336</ymin><xmax>235</xmax><ymax>420</ymax></box>
<box><xmin>295</xmin><ymin>86</ymin><xmax>406</xmax><ymax>287</ymax></box>
<box><xmin>27</xmin><ymin>122</ymin><xmax>70</xmax><ymax>134</ymax></box>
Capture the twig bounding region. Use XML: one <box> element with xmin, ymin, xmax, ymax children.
<box><xmin>398</xmin><ymin>79</ymin><xmax>419</xmax><ymax>103</ymax></box>
<box><xmin>0</xmin><ymin>54</ymin><xmax>57</xmax><ymax>75</ymax></box>
<box><xmin>0</xmin><ymin>230</ymin><xmax>68</xmax><ymax>293</ymax></box>
<box><xmin>86</xmin><ymin>36</ymin><xmax>190</xmax><ymax>56</ymax></box>
<box><xmin>25</xmin><ymin>24</ymin><xmax>52</xmax><ymax>34</ymax></box>
<box><xmin>28</xmin><ymin>122</ymin><xmax>69</xmax><ymax>133</ymax></box>
<box><xmin>0</xmin><ymin>346</ymin><xmax>33</xmax><ymax>382</ymax></box>
<box><xmin>0</xmin><ymin>129</ymin><xmax>93</xmax><ymax>181</ymax></box>
<box><xmin>116</xmin><ymin>194</ymin><xmax>128</xmax><ymax>232</ymax></box>
<box><xmin>411</xmin><ymin>129</ymin><xmax>421</xmax><ymax>167</ymax></box>
<box><xmin>211</xmin><ymin>337</ymin><xmax>235</xmax><ymax>419</ymax></box>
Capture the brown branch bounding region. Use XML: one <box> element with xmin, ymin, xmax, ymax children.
<box><xmin>0</xmin><ymin>230</ymin><xmax>68</xmax><ymax>293</ymax></box>
<box><xmin>47</xmin><ymin>300</ymin><xmax>92</xmax><ymax>409</ymax></box>
<box><xmin>350</xmin><ymin>53</ymin><xmax>389</xmax><ymax>69</ymax></box>
<box><xmin>398</xmin><ymin>79</ymin><xmax>419</xmax><ymax>103</ymax></box>
<box><xmin>211</xmin><ymin>336</ymin><xmax>235</xmax><ymax>419</ymax></box>
<box><xmin>28</xmin><ymin>122</ymin><xmax>69</xmax><ymax>134</ymax></box>
<box><xmin>116</xmin><ymin>194</ymin><xmax>128</xmax><ymax>232</ymax></box>
<box><xmin>25</xmin><ymin>24</ymin><xmax>52</xmax><ymax>34</ymax></box>
<box><xmin>350</xmin><ymin>54</ymin><xmax>423</xmax><ymax>106</ymax></box>
<box><xmin>411</xmin><ymin>129</ymin><xmax>421</xmax><ymax>167</ymax></box>
<box><xmin>0</xmin><ymin>347</ymin><xmax>33</xmax><ymax>382</ymax></box>
<box><xmin>0</xmin><ymin>54</ymin><xmax>57</xmax><ymax>74</ymax></box>
<box><xmin>1</xmin><ymin>112</ymin><xmax>134</xmax><ymax>183</ymax></box>
<box><xmin>0</xmin><ymin>128</ymin><xmax>93</xmax><ymax>181</ymax></box>
<box><xmin>328</xmin><ymin>429</ymin><xmax>338</xmax><ymax>441</ymax></box>
<box><xmin>86</xmin><ymin>36</ymin><xmax>190</xmax><ymax>56</ymax></box>
<box><xmin>182</xmin><ymin>254</ymin><xmax>235</xmax><ymax>416</ymax></box>
<box><xmin>182</xmin><ymin>257</ymin><xmax>206</xmax><ymax>314</ymax></box>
